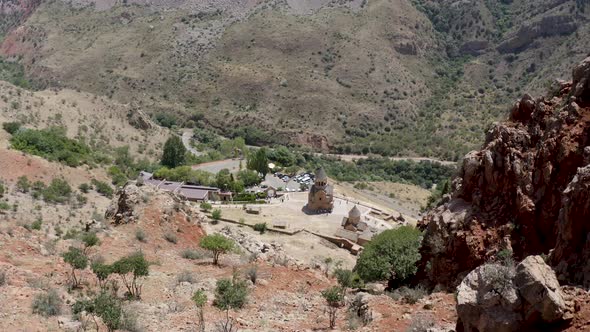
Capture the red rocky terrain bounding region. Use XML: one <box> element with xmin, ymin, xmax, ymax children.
<box><xmin>418</xmin><ymin>56</ymin><xmax>590</xmax><ymax>288</ymax></box>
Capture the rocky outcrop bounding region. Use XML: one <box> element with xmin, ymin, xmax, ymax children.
<box><xmin>418</xmin><ymin>56</ymin><xmax>590</xmax><ymax>288</ymax></box>
<box><xmin>456</xmin><ymin>256</ymin><xmax>568</xmax><ymax>332</ymax></box>
<box><xmin>497</xmin><ymin>14</ymin><xmax>577</xmax><ymax>54</ymax></box>
<box><xmin>105</xmin><ymin>184</ymin><xmax>144</xmax><ymax>224</ymax></box>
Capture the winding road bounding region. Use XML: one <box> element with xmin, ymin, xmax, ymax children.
<box><xmin>181</xmin><ymin>129</ymin><xmax>457</xmax><ymax>174</ymax></box>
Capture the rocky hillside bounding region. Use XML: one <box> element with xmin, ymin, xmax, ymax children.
<box><xmin>418</xmin><ymin>56</ymin><xmax>590</xmax><ymax>288</ymax></box>
<box><xmin>0</xmin><ymin>0</ymin><xmax>588</xmax><ymax>158</ymax></box>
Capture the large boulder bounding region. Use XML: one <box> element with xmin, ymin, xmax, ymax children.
<box><xmin>456</xmin><ymin>256</ymin><xmax>568</xmax><ymax>332</ymax></box>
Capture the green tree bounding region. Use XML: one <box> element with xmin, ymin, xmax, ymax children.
<box><xmin>2</xmin><ymin>121</ymin><xmax>21</xmax><ymax>134</ymax></box>
<box><xmin>200</xmin><ymin>234</ymin><xmax>235</xmax><ymax>265</ymax></box>
<box><xmin>247</xmin><ymin>148</ymin><xmax>269</xmax><ymax>177</ymax></box>
<box><xmin>237</xmin><ymin>169</ymin><xmax>261</xmax><ymax>187</ymax></box>
<box><xmin>161</xmin><ymin>135</ymin><xmax>186</xmax><ymax>168</ymax></box>
<box><xmin>81</xmin><ymin>232</ymin><xmax>100</xmax><ymax>254</ymax></box>
<box><xmin>62</xmin><ymin>247</ymin><xmax>88</xmax><ymax>288</ymax></box>
<box><xmin>354</xmin><ymin>226</ymin><xmax>422</xmax><ymax>284</ymax></box>
<box><xmin>192</xmin><ymin>290</ymin><xmax>207</xmax><ymax>332</ymax></box>
<box><xmin>111</xmin><ymin>252</ymin><xmax>149</xmax><ymax>299</ymax></box>
<box><xmin>91</xmin><ymin>262</ymin><xmax>112</xmax><ymax>289</ymax></box>
<box><xmin>216</xmin><ymin>169</ymin><xmax>234</xmax><ymax>191</ymax></box>
<box><xmin>214</xmin><ymin>276</ymin><xmax>248</xmax><ymax>331</ymax></box>
<box><xmin>321</xmin><ymin>286</ymin><xmax>343</xmax><ymax>329</ymax></box>
<box><xmin>73</xmin><ymin>291</ymin><xmax>126</xmax><ymax>332</ymax></box>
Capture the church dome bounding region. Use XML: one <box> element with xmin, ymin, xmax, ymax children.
<box><xmin>315</xmin><ymin>167</ymin><xmax>328</xmax><ymax>182</ymax></box>
<box><xmin>349</xmin><ymin>205</ymin><xmax>361</xmax><ymax>218</ymax></box>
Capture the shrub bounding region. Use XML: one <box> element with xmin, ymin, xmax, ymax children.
<box><xmin>73</xmin><ymin>291</ymin><xmax>125</xmax><ymax>332</ymax></box>
<box><xmin>135</xmin><ymin>229</ymin><xmax>147</xmax><ymax>242</ymax></box>
<box><xmin>253</xmin><ymin>223</ymin><xmax>267</xmax><ymax>234</ymax></box>
<box><xmin>211</xmin><ymin>209</ymin><xmax>222</xmax><ymax>221</ymax></box>
<box><xmin>214</xmin><ymin>277</ymin><xmax>248</xmax><ymax>317</ymax></box>
<box><xmin>91</xmin><ymin>262</ymin><xmax>113</xmax><ymax>289</ymax></box>
<box><xmin>164</xmin><ymin>232</ymin><xmax>178</xmax><ymax>244</ymax></box>
<box><xmin>322</xmin><ymin>286</ymin><xmax>343</xmax><ymax>329</ymax></box>
<box><xmin>16</xmin><ymin>176</ymin><xmax>30</xmax><ymax>192</ymax></box>
<box><xmin>177</xmin><ymin>270</ymin><xmax>196</xmax><ymax>284</ymax></box>
<box><xmin>31</xmin><ymin>218</ymin><xmax>42</xmax><ymax>231</ymax></box>
<box><xmin>91</xmin><ymin>179</ymin><xmax>114</xmax><ymax>198</ymax></box>
<box><xmin>2</xmin><ymin>121</ymin><xmax>21</xmax><ymax>134</ymax></box>
<box><xmin>181</xmin><ymin>249</ymin><xmax>204</xmax><ymax>260</ymax></box>
<box><xmin>43</xmin><ymin>178</ymin><xmax>72</xmax><ymax>203</ymax></box>
<box><xmin>200</xmin><ymin>202</ymin><xmax>212</xmax><ymax>212</ymax></box>
<box><xmin>246</xmin><ymin>266</ymin><xmax>258</xmax><ymax>284</ymax></box>
<box><xmin>78</xmin><ymin>183</ymin><xmax>90</xmax><ymax>193</ymax></box>
<box><xmin>32</xmin><ymin>289</ymin><xmax>62</xmax><ymax>317</ymax></box>
<box><xmin>0</xmin><ymin>201</ymin><xmax>9</xmax><ymax>210</ymax></box>
<box><xmin>0</xmin><ymin>270</ymin><xmax>6</xmax><ymax>286</ymax></box>
<box><xmin>334</xmin><ymin>268</ymin><xmax>364</xmax><ymax>291</ymax></box>
<box><xmin>0</xmin><ymin>182</ymin><xmax>4</xmax><ymax>197</ymax></box>
<box><xmin>388</xmin><ymin>286</ymin><xmax>428</xmax><ymax>304</ymax></box>
<box><xmin>10</xmin><ymin>127</ymin><xmax>92</xmax><ymax>167</ymax></box>
<box><xmin>62</xmin><ymin>247</ymin><xmax>88</xmax><ymax>288</ymax></box>
<box><xmin>192</xmin><ymin>290</ymin><xmax>207</xmax><ymax>332</ymax></box>
<box><xmin>81</xmin><ymin>232</ymin><xmax>100</xmax><ymax>253</ymax></box>
<box><xmin>200</xmin><ymin>234</ymin><xmax>235</xmax><ymax>265</ymax></box>
<box><xmin>354</xmin><ymin>226</ymin><xmax>422</xmax><ymax>284</ymax></box>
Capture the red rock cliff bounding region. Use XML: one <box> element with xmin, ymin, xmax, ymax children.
<box><xmin>418</xmin><ymin>56</ymin><xmax>590</xmax><ymax>288</ymax></box>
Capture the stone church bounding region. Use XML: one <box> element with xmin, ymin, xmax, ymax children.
<box><xmin>307</xmin><ymin>167</ymin><xmax>334</xmax><ymax>212</ymax></box>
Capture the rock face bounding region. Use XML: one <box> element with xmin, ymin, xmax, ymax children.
<box><xmin>456</xmin><ymin>256</ymin><xmax>567</xmax><ymax>332</ymax></box>
<box><xmin>497</xmin><ymin>14</ymin><xmax>577</xmax><ymax>53</ymax></box>
<box><xmin>418</xmin><ymin>56</ymin><xmax>590</xmax><ymax>288</ymax></box>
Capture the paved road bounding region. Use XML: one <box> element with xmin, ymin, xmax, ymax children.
<box><xmin>181</xmin><ymin>129</ymin><xmax>457</xmax><ymax>175</ymax></box>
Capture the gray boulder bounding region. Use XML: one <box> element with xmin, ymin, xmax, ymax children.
<box><xmin>456</xmin><ymin>255</ymin><xmax>567</xmax><ymax>332</ymax></box>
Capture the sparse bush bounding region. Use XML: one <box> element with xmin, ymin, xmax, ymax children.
<box><xmin>214</xmin><ymin>276</ymin><xmax>249</xmax><ymax>331</ymax></box>
<box><xmin>91</xmin><ymin>262</ymin><xmax>113</xmax><ymax>289</ymax></box>
<box><xmin>246</xmin><ymin>266</ymin><xmax>258</xmax><ymax>284</ymax></box>
<box><xmin>81</xmin><ymin>232</ymin><xmax>100</xmax><ymax>253</ymax></box>
<box><xmin>164</xmin><ymin>232</ymin><xmax>178</xmax><ymax>244</ymax></box>
<box><xmin>334</xmin><ymin>268</ymin><xmax>364</xmax><ymax>292</ymax></box>
<box><xmin>192</xmin><ymin>290</ymin><xmax>207</xmax><ymax>332</ymax></box>
<box><xmin>388</xmin><ymin>286</ymin><xmax>427</xmax><ymax>304</ymax></box>
<box><xmin>31</xmin><ymin>218</ymin><xmax>42</xmax><ymax>231</ymax></box>
<box><xmin>200</xmin><ymin>234</ymin><xmax>235</xmax><ymax>265</ymax></box>
<box><xmin>253</xmin><ymin>223</ymin><xmax>267</xmax><ymax>234</ymax></box>
<box><xmin>211</xmin><ymin>209</ymin><xmax>222</xmax><ymax>222</ymax></box>
<box><xmin>16</xmin><ymin>176</ymin><xmax>30</xmax><ymax>193</ymax></box>
<box><xmin>78</xmin><ymin>183</ymin><xmax>90</xmax><ymax>193</ymax></box>
<box><xmin>200</xmin><ymin>202</ymin><xmax>212</xmax><ymax>212</ymax></box>
<box><xmin>43</xmin><ymin>178</ymin><xmax>72</xmax><ymax>203</ymax></box>
<box><xmin>181</xmin><ymin>249</ymin><xmax>204</xmax><ymax>260</ymax></box>
<box><xmin>0</xmin><ymin>270</ymin><xmax>6</xmax><ymax>286</ymax></box>
<box><xmin>135</xmin><ymin>229</ymin><xmax>147</xmax><ymax>242</ymax></box>
<box><xmin>73</xmin><ymin>291</ymin><xmax>126</xmax><ymax>332</ymax></box>
<box><xmin>177</xmin><ymin>270</ymin><xmax>196</xmax><ymax>284</ymax></box>
<box><xmin>32</xmin><ymin>289</ymin><xmax>62</xmax><ymax>317</ymax></box>
<box><xmin>0</xmin><ymin>201</ymin><xmax>9</xmax><ymax>210</ymax></box>
<box><xmin>2</xmin><ymin>121</ymin><xmax>21</xmax><ymax>134</ymax></box>
<box><xmin>91</xmin><ymin>179</ymin><xmax>114</xmax><ymax>198</ymax></box>
<box><xmin>322</xmin><ymin>286</ymin><xmax>343</xmax><ymax>329</ymax></box>
<box><xmin>405</xmin><ymin>312</ymin><xmax>435</xmax><ymax>332</ymax></box>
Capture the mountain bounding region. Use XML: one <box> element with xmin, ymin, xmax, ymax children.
<box><xmin>0</xmin><ymin>0</ymin><xmax>588</xmax><ymax>159</ymax></box>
